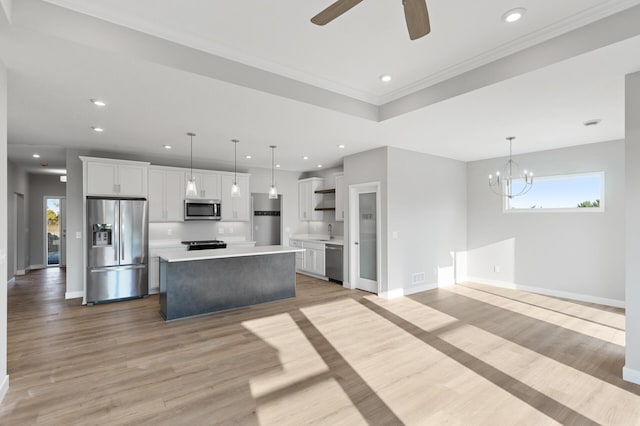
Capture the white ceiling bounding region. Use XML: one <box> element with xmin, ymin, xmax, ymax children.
<box><xmin>2</xmin><ymin>0</ymin><xmax>640</xmax><ymax>173</ymax></box>
<box><xmin>39</xmin><ymin>0</ymin><xmax>640</xmax><ymax>104</ymax></box>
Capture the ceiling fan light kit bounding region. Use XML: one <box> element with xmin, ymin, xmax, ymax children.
<box><xmin>311</xmin><ymin>0</ymin><xmax>431</xmax><ymax>40</ymax></box>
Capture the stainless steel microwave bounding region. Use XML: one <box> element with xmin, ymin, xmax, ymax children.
<box><xmin>184</xmin><ymin>199</ymin><xmax>221</xmax><ymax>220</ymax></box>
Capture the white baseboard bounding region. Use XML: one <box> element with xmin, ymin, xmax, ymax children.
<box><xmin>463</xmin><ymin>276</ymin><xmax>625</xmax><ymax>308</ymax></box>
<box><xmin>7</xmin><ymin>277</ymin><xmax>15</xmax><ymax>286</ymax></box>
<box><xmin>149</xmin><ymin>287</ymin><xmax>159</xmax><ymax>295</ymax></box>
<box><xmin>65</xmin><ymin>291</ymin><xmax>84</xmax><ymax>300</ymax></box>
<box><xmin>27</xmin><ymin>264</ymin><xmax>45</xmax><ymax>271</ymax></box>
<box><xmin>0</xmin><ymin>375</ymin><xmax>9</xmax><ymax>404</ymax></box>
<box><xmin>380</xmin><ymin>283</ymin><xmax>438</xmax><ymax>299</ymax></box>
<box><xmin>623</xmin><ymin>366</ymin><xmax>640</xmax><ymax>385</ymax></box>
<box><xmin>15</xmin><ymin>269</ymin><xmax>25</xmax><ymax>276</ymax></box>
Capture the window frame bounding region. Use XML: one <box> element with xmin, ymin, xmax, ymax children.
<box><xmin>503</xmin><ymin>171</ymin><xmax>605</xmax><ymax>214</ymax></box>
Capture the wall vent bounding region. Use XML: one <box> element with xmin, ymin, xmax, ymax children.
<box><xmin>412</xmin><ymin>272</ymin><xmax>426</xmax><ymax>285</ymax></box>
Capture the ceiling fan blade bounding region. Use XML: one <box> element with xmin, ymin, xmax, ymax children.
<box><xmin>403</xmin><ymin>0</ymin><xmax>431</xmax><ymax>40</ymax></box>
<box><xmin>311</xmin><ymin>0</ymin><xmax>365</xmax><ymax>25</ymax></box>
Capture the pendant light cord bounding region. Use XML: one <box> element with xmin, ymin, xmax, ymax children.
<box><xmin>271</xmin><ymin>147</ymin><xmax>274</xmax><ymax>187</ymax></box>
<box><xmin>190</xmin><ymin>134</ymin><xmax>194</xmax><ymax>180</ymax></box>
<box><xmin>234</xmin><ymin>141</ymin><xmax>237</xmax><ymax>185</ymax></box>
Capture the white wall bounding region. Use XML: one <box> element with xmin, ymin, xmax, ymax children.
<box><xmin>387</xmin><ymin>147</ymin><xmax>467</xmax><ymax>295</ymax></box>
<box><xmin>7</xmin><ymin>161</ymin><xmax>28</xmax><ymax>279</ymax></box>
<box><xmin>344</xmin><ymin>147</ymin><xmax>388</xmax><ymax>292</ymax></box>
<box><xmin>625</xmin><ymin>71</ymin><xmax>640</xmax><ymax>384</ymax></box>
<box><xmin>0</xmin><ymin>57</ymin><xmax>9</xmax><ymax>402</ymax></box>
<box><xmin>466</xmin><ymin>140</ymin><xmax>625</xmax><ymax>306</ymax></box>
<box><xmin>27</xmin><ymin>174</ymin><xmax>66</xmax><ymax>267</ymax></box>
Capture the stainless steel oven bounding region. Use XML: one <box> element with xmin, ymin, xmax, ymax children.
<box><xmin>184</xmin><ymin>199</ymin><xmax>221</xmax><ymax>220</ymax></box>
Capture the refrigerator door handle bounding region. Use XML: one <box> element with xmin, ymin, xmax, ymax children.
<box><xmin>90</xmin><ymin>265</ymin><xmax>146</xmax><ymax>273</ymax></box>
<box><xmin>121</xmin><ymin>221</ymin><xmax>125</xmax><ymax>261</ymax></box>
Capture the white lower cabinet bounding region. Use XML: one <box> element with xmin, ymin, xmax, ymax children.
<box><xmin>290</xmin><ymin>240</ymin><xmax>325</xmax><ymax>277</ymax></box>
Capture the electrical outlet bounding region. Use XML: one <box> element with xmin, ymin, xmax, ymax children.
<box><xmin>392</xmin><ymin>231</ymin><xmax>398</xmax><ymax>239</ymax></box>
<box><xmin>167</xmin><ymin>229</ymin><xmax>172</xmax><ymax>236</ymax></box>
<box><xmin>494</xmin><ymin>265</ymin><xmax>501</xmax><ymax>273</ymax></box>
<box><xmin>76</xmin><ymin>231</ymin><xmax>82</xmax><ymax>239</ymax></box>
<box><xmin>229</xmin><ymin>227</ymin><xmax>234</xmax><ymax>233</ymax></box>
<box><xmin>255</xmin><ymin>225</ymin><xmax>259</xmax><ymax>230</ymax></box>
<box><xmin>218</xmin><ymin>228</ymin><xmax>224</xmax><ymax>235</ymax></box>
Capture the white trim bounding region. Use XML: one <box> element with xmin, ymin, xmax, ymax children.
<box><xmin>296</xmin><ymin>270</ymin><xmax>329</xmax><ymax>281</ymax></box>
<box><xmin>7</xmin><ymin>277</ymin><xmax>14</xmax><ymax>286</ymax></box>
<box><xmin>27</xmin><ymin>264</ymin><xmax>46</xmax><ymax>271</ymax></box>
<box><xmin>623</xmin><ymin>366</ymin><xmax>640</xmax><ymax>385</ymax></box>
<box><xmin>148</xmin><ymin>287</ymin><xmax>159</xmax><ymax>295</ymax></box>
<box><xmin>0</xmin><ymin>375</ymin><xmax>9</xmax><ymax>404</ymax></box>
<box><xmin>463</xmin><ymin>276</ymin><xmax>625</xmax><ymax>308</ymax></box>
<box><xmin>14</xmin><ymin>270</ymin><xmax>25</xmax><ymax>276</ymax></box>
<box><xmin>65</xmin><ymin>291</ymin><xmax>84</xmax><ymax>300</ymax></box>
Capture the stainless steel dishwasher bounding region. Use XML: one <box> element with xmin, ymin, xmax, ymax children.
<box><xmin>325</xmin><ymin>244</ymin><xmax>343</xmax><ymax>283</ymax></box>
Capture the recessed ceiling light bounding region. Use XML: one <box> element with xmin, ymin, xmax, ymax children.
<box><xmin>90</xmin><ymin>99</ymin><xmax>106</xmax><ymax>107</ymax></box>
<box><xmin>245</xmin><ymin>155</ymin><xmax>252</xmax><ymax>159</ymax></box>
<box><xmin>303</xmin><ymin>156</ymin><xmax>309</xmax><ymax>160</ymax></box>
<box><xmin>91</xmin><ymin>126</ymin><xmax>104</xmax><ymax>133</ymax></box>
<box><xmin>276</xmin><ymin>164</ymin><xmax>281</xmax><ymax>168</ymax></box>
<box><xmin>317</xmin><ymin>164</ymin><xmax>323</xmax><ymax>168</ymax></box>
<box><xmin>503</xmin><ymin>8</ymin><xmax>526</xmax><ymax>23</ymax></box>
<box><xmin>32</xmin><ymin>153</ymin><xmax>40</xmax><ymax>158</ymax></box>
<box><xmin>583</xmin><ymin>119</ymin><xmax>602</xmax><ymax>127</ymax></box>
<box><xmin>337</xmin><ymin>144</ymin><xmax>345</xmax><ymax>149</ymax></box>
<box><xmin>163</xmin><ymin>145</ymin><xmax>172</xmax><ymax>149</ymax></box>
<box><xmin>379</xmin><ymin>74</ymin><xmax>392</xmax><ymax>83</ymax></box>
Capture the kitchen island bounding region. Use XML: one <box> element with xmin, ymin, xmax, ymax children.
<box><xmin>159</xmin><ymin>245</ymin><xmax>304</xmax><ymax>320</ymax></box>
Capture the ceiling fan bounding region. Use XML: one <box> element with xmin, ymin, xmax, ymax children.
<box><xmin>311</xmin><ymin>0</ymin><xmax>431</xmax><ymax>40</ymax></box>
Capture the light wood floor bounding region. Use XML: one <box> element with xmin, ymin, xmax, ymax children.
<box><xmin>2</xmin><ymin>269</ymin><xmax>640</xmax><ymax>425</ymax></box>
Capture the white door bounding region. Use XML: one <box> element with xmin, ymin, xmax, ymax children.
<box><xmin>60</xmin><ymin>198</ymin><xmax>67</xmax><ymax>267</ymax></box>
<box><xmin>350</xmin><ymin>184</ymin><xmax>380</xmax><ymax>294</ymax></box>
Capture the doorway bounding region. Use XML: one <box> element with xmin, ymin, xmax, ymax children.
<box><xmin>44</xmin><ymin>196</ymin><xmax>65</xmax><ymax>267</ymax></box>
<box><xmin>349</xmin><ymin>182</ymin><xmax>381</xmax><ymax>294</ymax></box>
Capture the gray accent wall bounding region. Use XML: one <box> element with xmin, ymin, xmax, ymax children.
<box><xmin>466</xmin><ymin>140</ymin><xmax>625</xmax><ymax>304</ymax></box>
<box><xmin>625</xmin><ymin>71</ymin><xmax>640</xmax><ymax>382</ymax></box>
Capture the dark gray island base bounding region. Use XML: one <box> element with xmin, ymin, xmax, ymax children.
<box><xmin>159</xmin><ymin>246</ymin><xmax>302</xmax><ymax>320</ymax></box>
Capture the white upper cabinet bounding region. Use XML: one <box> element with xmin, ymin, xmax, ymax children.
<box><xmin>186</xmin><ymin>172</ymin><xmax>221</xmax><ymax>200</ymax></box>
<box><xmin>298</xmin><ymin>178</ymin><xmax>324</xmax><ymax>221</ymax></box>
<box><xmin>82</xmin><ymin>157</ymin><xmax>149</xmax><ymax>198</ymax></box>
<box><xmin>335</xmin><ymin>173</ymin><xmax>345</xmax><ymax>222</ymax></box>
<box><xmin>149</xmin><ymin>167</ymin><xmax>185</xmax><ymax>222</ymax></box>
<box><xmin>221</xmin><ymin>174</ymin><xmax>250</xmax><ymax>221</ymax></box>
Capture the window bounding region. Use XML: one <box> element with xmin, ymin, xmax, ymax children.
<box><xmin>505</xmin><ymin>172</ymin><xmax>604</xmax><ymax>212</ymax></box>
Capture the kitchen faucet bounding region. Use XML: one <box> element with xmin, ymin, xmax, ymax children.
<box><xmin>328</xmin><ymin>224</ymin><xmax>333</xmax><ymax>239</ymax></box>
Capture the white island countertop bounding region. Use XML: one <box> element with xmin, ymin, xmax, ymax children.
<box><xmin>160</xmin><ymin>245</ymin><xmax>304</xmax><ymax>263</ymax></box>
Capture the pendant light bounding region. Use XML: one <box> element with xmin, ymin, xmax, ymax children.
<box><xmin>488</xmin><ymin>136</ymin><xmax>533</xmax><ymax>198</ymax></box>
<box><xmin>185</xmin><ymin>132</ymin><xmax>198</xmax><ymax>198</ymax></box>
<box><xmin>268</xmin><ymin>145</ymin><xmax>278</xmax><ymax>199</ymax></box>
<box><xmin>231</xmin><ymin>139</ymin><xmax>241</xmax><ymax>198</ymax></box>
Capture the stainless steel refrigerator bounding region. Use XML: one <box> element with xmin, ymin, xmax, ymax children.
<box><xmin>86</xmin><ymin>198</ymin><xmax>148</xmax><ymax>304</ymax></box>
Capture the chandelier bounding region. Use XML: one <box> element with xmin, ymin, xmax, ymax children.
<box><xmin>488</xmin><ymin>137</ymin><xmax>533</xmax><ymax>198</ymax></box>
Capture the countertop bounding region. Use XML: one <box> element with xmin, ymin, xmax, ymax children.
<box><xmin>160</xmin><ymin>245</ymin><xmax>304</xmax><ymax>263</ymax></box>
<box><xmin>290</xmin><ymin>235</ymin><xmax>344</xmax><ymax>245</ymax></box>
